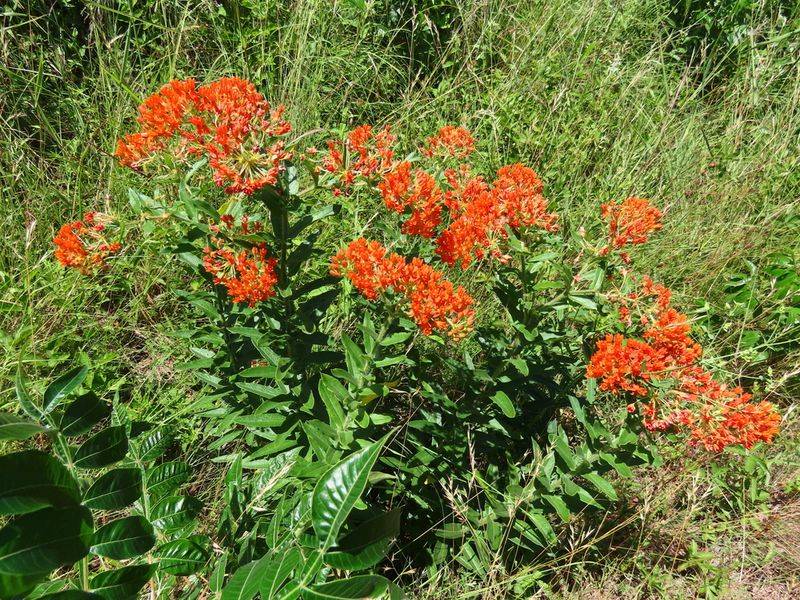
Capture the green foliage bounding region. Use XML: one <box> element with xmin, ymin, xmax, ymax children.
<box><xmin>0</xmin><ymin>366</ymin><xmax>208</xmax><ymax>598</ymax></box>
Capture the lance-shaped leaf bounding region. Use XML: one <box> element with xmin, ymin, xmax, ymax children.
<box><xmin>74</xmin><ymin>427</ymin><xmax>128</xmax><ymax>469</ymax></box>
<box><xmin>90</xmin><ymin>516</ymin><xmax>155</xmax><ymax>559</ymax></box>
<box><xmin>59</xmin><ymin>392</ymin><xmax>110</xmax><ymax>437</ymax></box>
<box><xmin>258</xmin><ymin>548</ymin><xmax>300</xmax><ymax>599</ymax></box>
<box><xmin>0</xmin><ymin>505</ymin><xmax>92</xmax><ymax>576</ymax></box>
<box><xmin>150</xmin><ymin>495</ymin><xmax>202</xmax><ymax>533</ymax></box>
<box><xmin>15</xmin><ymin>366</ymin><xmax>42</xmax><ymax>420</ymax></box>
<box><xmin>318</xmin><ymin>374</ymin><xmax>347</xmax><ymax>431</ymax></box>
<box><xmin>0</xmin><ymin>451</ymin><xmax>81</xmax><ymax>515</ymax></box>
<box><xmin>135</xmin><ymin>428</ymin><xmax>174</xmax><ymax>462</ymax></box>
<box><xmin>90</xmin><ymin>564</ymin><xmax>155</xmax><ymax>599</ymax></box>
<box><xmin>152</xmin><ymin>536</ymin><xmax>209</xmax><ymax>576</ymax></box>
<box><xmin>312</xmin><ymin>435</ymin><xmax>387</xmax><ymax>548</ymax></box>
<box><xmin>43</xmin><ymin>366</ymin><xmax>88</xmax><ymax>414</ymax></box>
<box><xmin>325</xmin><ymin>508</ymin><xmax>401</xmax><ymax>570</ymax></box>
<box><xmin>83</xmin><ymin>468</ymin><xmax>142</xmax><ymax>511</ymax></box>
<box><xmin>0</xmin><ymin>412</ymin><xmax>47</xmax><ymax>441</ymax></box>
<box><xmin>146</xmin><ymin>460</ymin><xmax>190</xmax><ymax>498</ymax></box>
<box><xmin>304</xmin><ymin>575</ymin><xmax>390</xmax><ymax>600</ymax></box>
<box><xmin>221</xmin><ymin>554</ymin><xmax>273</xmax><ymax>600</ymax></box>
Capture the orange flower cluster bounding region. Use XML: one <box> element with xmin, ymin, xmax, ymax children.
<box><xmin>587</xmin><ymin>277</ymin><xmax>780</xmax><ymax>451</ymax></box>
<box><xmin>320</xmin><ymin>125</ymin><xmax>396</xmax><ymax>194</ymax></box>
<box><xmin>116</xmin><ymin>78</ymin><xmax>292</xmax><ymax>195</ymax></box>
<box><xmin>378</xmin><ymin>162</ymin><xmax>444</xmax><ymax>238</ymax></box>
<box><xmin>330</xmin><ymin>238</ymin><xmax>474</xmax><ymax>339</ymax></box>
<box><xmin>421</xmin><ymin>125</ymin><xmax>476</xmax><ymax>159</ymax></box>
<box><xmin>600</xmin><ymin>197</ymin><xmax>662</xmax><ymax>261</ymax></box>
<box><xmin>53</xmin><ymin>212</ymin><xmax>122</xmax><ymax>274</ymax></box>
<box><xmin>436</xmin><ymin>164</ymin><xmax>559</xmax><ymax>268</ymax></box>
<box><xmin>202</xmin><ymin>216</ymin><xmax>278</xmax><ymax>306</ymax></box>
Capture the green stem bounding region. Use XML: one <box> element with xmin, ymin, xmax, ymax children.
<box><xmin>80</xmin><ymin>557</ymin><xmax>89</xmax><ymax>591</ymax></box>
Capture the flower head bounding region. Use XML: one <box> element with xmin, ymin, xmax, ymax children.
<box><xmin>586</xmin><ymin>276</ymin><xmax>780</xmax><ymax>451</ymax></box>
<box><xmin>330</xmin><ymin>238</ymin><xmax>474</xmax><ymax>339</ymax></box>
<box><xmin>600</xmin><ymin>197</ymin><xmax>662</xmax><ymax>258</ymax></box>
<box><xmin>115</xmin><ymin>77</ymin><xmax>292</xmax><ymax>195</ymax></box>
<box><xmin>422</xmin><ymin>125</ymin><xmax>476</xmax><ymax>159</ymax></box>
<box><xmin>202</xmin><ymin>216</ymin><xmax>277</xmax><ymax>306</ymax></box>
<box><xmin>53</xmin><ymin>212</ymin><xmax>122</xmax><ymax>274</ymax></box>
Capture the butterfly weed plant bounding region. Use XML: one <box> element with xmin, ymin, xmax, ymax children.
<box><xmin>0</xmin><ymin>77</ymin><xmax>781</xmax><ymax>598</ymax></box>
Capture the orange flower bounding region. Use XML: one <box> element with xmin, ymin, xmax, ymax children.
<box><xmin>422</xmin><ymin>125</ymin><xmax>476</xmax><ymax>159</ymax></box>
<box><xmin>436</xmin><ymin>164</ymin><xmax>557</xmax><ymax>268</ymax></box>
<box><xmin>378</xmin><ymin>164</ymin><xmax>444</xmax><ymax>238</ymax></box>
<box><xmin>494</xmin><ymin>164</ymin><xmax>558</xmax><ymax>231</ymax></box>
<box><xmin>53</xmin><ymin>212</ymin><xmax>122</xmax><ymax>274</ymax></box>
<box><xmin>202</xmin><ymin>216</ymin><xmax>278</xmax><ymax>306</ymax></box>
<box><xmin>329</xmin><ymin>238</ymin><xmax>405</xmax><ymax>300</ymax></box>
<box><xmin>115</xmin><ymin>77</ymin><xmax>292</xmax><ymax>195</ymax></box>
<box><xmin>320</xmin><ymin>125</ymin><xmax>397</xmax><ymax>193</ymax></box>
<box><xmin>330</xmin><ymin>238</ymin><xmax>474</xmax><ymax>339</ymax></box>
<box><xmin>600</xmin><ymin>197</ymin><xmax>662</xmax><ymax>259</ymax></box>
<box><xmin>586</xmin><ymin>276</ymin><xmax>780</xmax><ymax>451</ymax></box>
<box><xmin>401</xmin><ymin>257</ymin><xmax>475</xmax><ymax>340</ymax></box>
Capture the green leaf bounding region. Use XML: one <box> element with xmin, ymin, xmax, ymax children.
<box><xmin>0</xmin><ymin>572</ymin><xmax>43</xmax><ymax>597</ymax></box>
<box><xmin>491</xmin><ymin>391</ymin><xmax>516</xmax><ymax>418</ymax></box>
<box><xmin>43</xmin><ymin>366</ymin><xmax>88</xmax><ymax>414</ymax></box>
<box><xmin>0</xmin><ymin>412</ymin><xmax>47</xmax><ymax>441</ymax></box>
<box><xmin>150</xmin><ymin>495</ymin><xmax>202</xmax><ymax>533</ymax></box>
<box><xmin>542</xmin><ymin>494</ymin><xmax>571</xmax><ymax>523</ymax></box>
<box><xmin>318</xmin><ymin>374</ymin><xmax>347</xmax><ymax>430</ymax></box>
<box><xmin>73</xmin><ymin>427</ymin><xmax>128</xmax><ymax>469</ymax></box>
<box><xmin>90</xmin><ymin>516</ymin><xmax>155</xmax><ymax>559</ymax></box>
<box><xmin>211</xmin><ymin>552</ymin><xmax>229</xmax><ymax>593</ymax></box>
<box><xmin>341</xmin><ymin>334</ymin><xmax>367</xmax><ymax>387</ymax></box>
<box><xmin>146</xmin><ymin>461</ymin><xmax>190</xmax><ymax>498</ymax></box>
<box><xmin>553</xmin><ymin>436</ymin><xmax>577</xmax><ymax>471</ymax></box>
<box><xmin>0</xmin><ymin>505</ymin><xmax>92</xmax><ymax>576</ymax></box>
<box><xmin>312</xmin><ymin>436</ymin><xmax>387</xmax><ymax>548</ymax></box>
<box><xmin>15</xmin><ymin>366</ymin><xmax>42</xmax><ymax>420</ymax></box>
<box><xmin>135</xmin><ymin>428</ymin><xmax>174</xmax><ymax>462</ymax></box>
<box><xmin>304</xmin><ymin>575</ymin><xmax>390</xmax><ymax>600</ymax></box>
<box><xmin>83</xmin><ymin>468</ymin><xmax>142</xmax><ymax>511</ymax></box>
<box><xmin>152</xmin><ymin>536</ymin><xmax>209</xmax><ymax>576</ymax></box>
<box><xmin>0</xmin><ymin>450</ymin><xmax>81</xmax><ymax>515</ymax></box>
<box><xmin>89</xmin><ymin>564</ymin><xmax>155</xmax><ymax>600</ymax></box>
<box><xmin>582</xmin><ymin>472</ymin><xmax>618</xmax><ymax>501</ymax></box>
<box><xmin>60</xmin><ymin>392</ymin><xmax>110</xmax><ymax>437</ymax></box>
<box><xmin>258</xmin><ymin>548</ymin><xmax>300</xmax><ymax>599</ymax></box>
<box><xmin>325</xmin><ymin>508</ymin><xmax>401</xmax><ymax>570</ymax></box>
<box><xmin>221</xmin><ymin>554</ymin><xmax>272</xmax><ymax>600</ymax></box>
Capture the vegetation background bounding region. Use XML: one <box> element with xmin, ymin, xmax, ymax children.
<box><xmin>1</xmin><ymin>0</ymin><xmax>798</xmax><ymax>597</ymax></box>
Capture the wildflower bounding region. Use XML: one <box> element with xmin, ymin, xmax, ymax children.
<box><xmin>115</xmin><ymin>77</ymin><xmax>292</xmax><ymax>195</ymax></box>
<box><xmin>401</xmin><ymin>257</ymin><xmax>475</xmax><ymax>340</ymax></box>
<box><xmin>379</xmin><ymin>164</ymin><xmax>444</xmax><ymax>238</ymax></box>
<box><xmin>600</xmin><ymin>197</ymin><xmax>662</xmax><ymax>259</ymax></box>
<box><xmin>422</xmin><ymin>125</ymin><xmax>476</xmax><ymax>159</ymax></box>
<box><xmin>320</xmin><ymin>125</ymin><xmax>396</xmax><ymax>193</ymax></box>
<box><xmin>329</xmin><ymin>238</ymin><xmax>405</xmax><ymax>300</ymax></box>
<box><xmin>202</xmin><ymin>216</ymin><xmax>278</xmax><ymax>306</ymax></box>
<box><xmin>586</xmin><ymin>334</ymin><xmax>654</xmax><ymax>397</ymax></box>
<box><xmin>436</xmin><ymin>164</ymin><xmax>557</xmax><ymax>268</ymax></box>
<box><xmin>53</xmin><ymin>212</ymin><xmax>122</xmax><ymax>274</ymax></box>
<box><xmin>586</xmin><ymin>276</ymin><xmax>780</xmax><ymax>451</ymax></box>
<box><xmin>493</xmin><ymin>164</ymin><xmax>558</xmax><ymax>231</ymax></box>
<box><xmin>330</xmin><ymin>238</ymin><xmax>474</xmax><ymax>339</ymax></box>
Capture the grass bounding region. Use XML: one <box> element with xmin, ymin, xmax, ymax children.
<box><xmin>1</xmin><ymin>0</ymin><xmax>798</xmax><ymax>597</ymax></box>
